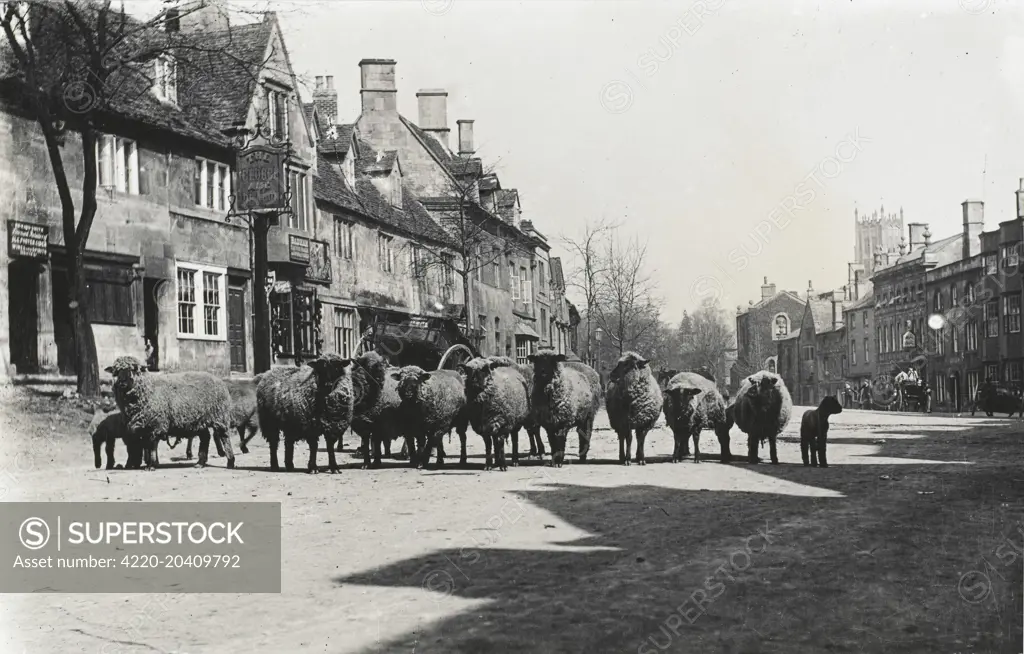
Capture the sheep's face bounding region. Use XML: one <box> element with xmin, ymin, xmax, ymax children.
<box><xmin>670</xmin><ymin>386</ymin><xmax>703</xmax><ymax>407</ymax></box>
<box><xmin>610</xmin><ymin>352</ymin><xmax>651</xmax><ymax>382</ymax></box>
<box><xmin>820</xmin><ymin>395</ymin><xmax>843</xmax><ymax>415</ymax></box>
<box><xmin>104</xmin><ymin>356</ymin><xmax>147</xmax><ymax>386</ymax></box>
<box><xmin>744</xmin><ymin>373</ymin><xmax>780</xmax><ymax>407</ymax></box>
<box><xmin>486</xmin><ymin>356</ymin><xmax>517</xmax><ymax>370</ymax></box>
<box><xmin>528</xmin><ymin>352</ymin><xmax>566</xmax><ymax>384</ymax></box>
<box><xmin>393</xmin><ymin>366</ymin><xmax>431</xmax><ymax>402</ymax></box>
<box><xmin>460</xmin><ymin>358</ymin><xmax>496</xmax><ymax>392</ymax></box>
<box><xmin>308</xmin><ymin>354</ymin><xmax>353</xmax><ymax>390</ymax></box>
<box><xmin>353</xmin><ymin>351</ymin><xmax>389</xmax><ymax>390</ymax></box>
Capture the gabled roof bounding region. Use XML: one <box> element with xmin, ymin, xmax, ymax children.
<box><xmin>844</xmin><ymin>289</ymin><xmax>875</xmax><ymax>312</ymax></box>
<box><xmin>400</xmin><ymin>115</ymin><xmax>455</xmax><ymax>167</ymax></box>
<box><xmin>740</xmin><ymin>289</ymin><xmax>805</xmax><ymax>314</ymax></box>
<box><xmin>496</xmin><ymin>189</ymin><xmax>519</xmax><ymax>208</ymax></box>
<box><xmin>354</xmin><ymin>177</ymin><xmax>453</xmax><ymax>246</ymax></box>
<box><xmin>360</xmin><ymin>149</ymin><xmax>399</xmax><ymax>175</ymax></box>
<box><xmin>319</xmin><ymin>123</ymin><xmax>355</xmax><ymax>156</ymax></box>
<box><xmin>449</xmin><ymin>157</ymin><xmax>483</xmax><ymax>178</ymax></box>
<box><xmin>479</xmin><ymin>174</ymin><xmax>501</xmax><ymax>192</ymax></box>
<box><xmin>313</xmin><ymin>162</ymin><xmax>365</xmax><ymax>215</ymax></box>
<box><xmin>805</xmin><ymin>299</ymin><xmax>835</xmax><ymax>334</ymax></box>
<box><xmin>882</xmin><ymin>233</ymin><xmax>962</xmax><ymax>270</ymax></box>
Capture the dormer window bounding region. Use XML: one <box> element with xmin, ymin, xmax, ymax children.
<box><xmin>153</xmin><ymin>56</ymin><xmax>177</xmax><ymax>104</ymax></box>
<box><xmin>266</xmin><ymin>88</ymin><xmax>290</xmax><ymax>141</ymax></box>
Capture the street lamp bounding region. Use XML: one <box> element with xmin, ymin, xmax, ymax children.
<box><xmin>595</xmin><ymin>327</ymin><xmax>604</xmax><ymax>389</ymax></box>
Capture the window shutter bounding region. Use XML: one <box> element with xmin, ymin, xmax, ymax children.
<box><xmin>524</xmin><ymin>280</ymin><xmax>532</xmax><ymax>305</ymax></box>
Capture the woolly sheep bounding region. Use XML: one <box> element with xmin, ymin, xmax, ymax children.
<box><xmin>460</xmin><ymin>357</ymin><xmax>531</xmax><ymax>470</ymax></box>
<box><xmin>527</xmin><ymin>352</ymin><xmax>601</xmax><ymax>467</ymax></box>
<box><xmin>392</xmin><ymin>366</ymin><xmax>468</xmax><ymax>469</ymax></box>
<box><xmin>605</xmin><ymin>352</ymin><xmax>663</xmax><ymax>465</ymax></box>
<box><xmin>487</xmin><ymin>356</ymin><xmax>545</xmax><ymax>458</ymax></box>
<box><xmin>733</xmin><ymin>371</ymin><xmax>793</xmax><ymax>464</ymax></box>
<box><xmin>662</xmin><ymin>372</ymin><xmax>728</xmax><ymax>463</ymax></box>
<box><xmin>105</xmin><ymin>356</ymin><xmax>235</xmax><ymax>470</ymax></box>
<box><xmin>800</xmin><ymin>396</ymin><xmax>843</xmax><ymax>467</ymax></box>
<box><xmin>169</xmin><ymin>378</ymin><xmax>262</xmax><ymax>460</ymax></box>
<box><xmin>88</xmin><ymin>409</ymin><xmax>142</xmax><ymax>470</ymax></box>
<box><xmin>255</xmin><ymin>354</ymin><xmax>353</xmax><ymax>473</ymax></box>
<box><xmin>971</xmin><ymin>383</ymin><xmax>1023</xmax><ymax>417</ymax></box>
<box><xmin>352</xmin><ymin>360</ymin><xmax>408</xmax><ymax>468</ymax></box>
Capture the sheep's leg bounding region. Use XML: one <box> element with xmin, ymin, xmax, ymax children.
<box><xmin>768</xmin><ymin>434</ymin><xmax>779</xmax><ymax>465</ymax></box>
<box><xmin>143</xmin><ymin>435</ymin><xmax>160</xmax><ymax>471</ymax></box>
<box><xmin>691</xmin><ymin>429</ymin><xmax>701</xmax><ymax>464</ymax></box>
<box><xmin>458</xmin><ymin>423</ymin><xmax>468</xmax><ymax>467</ymax></box>
<box><xmin>284</xmin><ymin>436</ymin><xmax>295</xmax><ymax>472</ymax></box>
<box><xmin>550</xmin><ymin>428</ymin><xmax>568</xmax><ymax>468</ymax></box>
<box><xmin>717</xmin><ymin>426</ymin><xmax>732</xmax><ymax>464</ymax></box>
<box><xmin>816</xmin><ymin>434</ymin><xmax>828</xmax><ymax>468</ymax></box>
<box><xmin>577</xmin><ymin>418</ymin><xmax>593</xmax><ymax>463</ymax></box>
<box><xmin>525</xmin><ymin>427</ymin><xmax>537</xmax><ymax>457</ymax></box>
<box><xmin>215</xmin><ymin>426</ymin><xmax>235</xmax><ymax>469</ymax></box>
<box><xmin>511</xmin><ymin>430</ymin><xmax>520</xmax><ymax>467</ymax></box>
<box><xmin>618</xmin><ymin>431</ymin><xmax>628</xmax><ymax>465</ymax></box>
<box><xmin>185</xmin><ymin>436</ymin><xmax>194</xmax><ymax>460</ymax></box>
<box><xmin>265</xmin><ymin>428</ymin><xmax>281</xmax><ymax>471</ymax></box>
<box><xmin>237</xmin><ymin>426</ymin><xmax>250</xmax><ymax>454</ymax></box>
<box><xmin>360</xmin><ymin>434</ymin><xmax>372</xmax><ymax>469</ymax></box>
<box><xmin>801</xmin><ymin>436</ymin><xmax>810</xmax><ymax>466</ymax></box>
<box><xmin>635</xmin><ymin>428</ymin><xmax>648</xmax><ymax>466</ymax></box>
<box><xmin>214</xmin><ymin>431</ymin><xmax>227</xmax><ymax>458</ymax></box>
<box><xmin>670</xmin><ymin>427</ymin><xmax>682</xmax><ymax>463</ymax></box>
<box><xmin>126</xmin><ymin>438</ymin><xmax>143</xmax><ymax>469</ymax></box>
<box><xmin>371</xmin><ymin>434</ymin><xmax>384</xmax><ymax>469</ymax></box>
<box><xmin>483</xmin><ymin>434</ymin><xmax>494</xmax><ymax>471</ymax></box>
<box><xmin>323</xmin><ymin>432</ymin><xmax>341</xmax><ymax>474</ymax></box>
<box><xmin>496</xmin><ymin>434</ymin><xmax>508</xmax><ymax>472</ymax></box>
<box><xmin>415</xmin><ymin>435</ymin><xmax>428</xmax><ymax>470</ymax></box>
<box><xmin>105</xmin><ymin>436</ymin><xmax>116</xmax><ymax>470</ymax></box>
<box><xmin>404</xmin><ymin>436</ymin><xmax>417</xmax><ymax>468</ymax></box>
<box><xmin>384</xmin><ymin>437</ymin><xmax>392</xmax><ymax>458</ymax></box>
<box><xmin>434</xmin><ymin>433</ymin><xmax>446</xmax><ymax>468</ymax></box>
<box><xmin>306</xmin><ymin>435</ymin><xmax>320</xmax><ymax>474</ymax></box>
<box><xmin>747</xmin><ymin>433</ymin><xmax>760</xmax><ymax>464</ymax></box>
<box><xmin>196</xmin><ymin>431</ymin><xmax>212</xmax><ymax>467</ymax></box>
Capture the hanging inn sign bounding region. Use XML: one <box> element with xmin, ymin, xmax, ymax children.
<box><xmin>234</xmin><ymin>145</ymin><xmax>290</xmax><ymax>216</ymax></box>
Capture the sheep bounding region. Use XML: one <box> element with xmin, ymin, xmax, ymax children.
<box><xmin>255</xmin><ymin>354</ymin><xmax>353</xmax><ymax>473</ymax></box>
<box><xmin>605</xmin><ymin>352</ymin><xmax>663</xmax><ymax>465</ymax></box>
<box><xmin>800</xmin><ymin>395</ymin><xmax>843</xmax><ymax>467</ymax></box>
<box><xmin>662</xmin><ymin>372</ymin><xmax>728</xmax><ymax>463</ymax></box>
<box><xmin>732</xmin><ymin>371</ymin><xmax>793</xmax><ymax>464</ymax></box>
<box><xmin>656</xmin><ymin>369</ymin><xmax>679</xmax><ymax>390</ymax></box>
<box><xmin>971</xmin><ymin>382</ymin><xmax>1024</xmax><ymax>417</ymax></box>
<box><xmin>104</xmin><ymin>356</ymin><xmax>235</xmax><ymax>470</ymax></box>
<box><xmin>393</xmin><ymin>366</ymin><xmax>468</xmax><ymax>469</ymax></box>
<box><xmin>487</xmin><ymin>356</ymin><xmax>545</xmax><ymax>459</ymax></box>
<box><xmin>527</xmin><ymin>352</ymin><xmax>601</xmax><ymax>467</ymax></box>
<box><xmin>351</xmin><ymin>360</ymin><xmax>408</xmax><ymax>468</ymax></box>
<box><xmin>88</xmin><ymin>409</ymin><xmax>143</xmax><ymax>470</ymax></box>
<box><xmin>167</xmin><ymin>379</ymin><xmax>262</xmax><ymax>460</ymax></box>
<box><xmin>460</xmin><ymin>357</ymin><xmax>531</xmax><ymax>471</ymax></box>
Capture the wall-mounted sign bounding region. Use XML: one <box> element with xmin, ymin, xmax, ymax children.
<box><xmin>8</xmin><ymin>220</ymin><xmax>49</xmax><ymax>259</ymax></box>
<box><xmin>289</xmin><ymin>235</ymin><xmax>310</xmax><ymax>264</ymax></box>
<box><xmin>306</xmin><ymin>240</ymin><xmax>332</xmax><ymax>283</ymax></box>
<box><xmin>235</xmin><ymin>145</ymin><xmax>288</xmax><ymax>213</ymax></box>
<box><xmin>901</xmin><ymin>330</ymin><xmax>917</xmax><ymax>350</ymax></box>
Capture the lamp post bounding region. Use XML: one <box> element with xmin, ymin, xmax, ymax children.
<box><xmin>595</xmin><ymin>327</ymin><xmax>604</xmax><ymax>390</ymax></box>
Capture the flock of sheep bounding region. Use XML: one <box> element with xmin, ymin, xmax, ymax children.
<box><xmin>89</xmin><ymin>349</ymin><xmax>813</xmax><ymax>472</ymax></box>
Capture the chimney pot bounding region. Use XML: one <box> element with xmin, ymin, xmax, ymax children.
<box><xmin>316</xmin><ymin>76</ymin><xmax>324</xmax><ymax>89</ymax></box>
<box><xmin>416</xmin><ymin>88</ymin><xmax>450</xmax><ymax>149</ymax></box>
<box><xmin>313</xmin><ymin>72</ymin><xmax>339</xmax><ymax>131</ymax></box>
<box><xmin>326</xmin><ymin>75</ymin><xmax>334</xmax><ymax>90</ymax></box>
<box><xmin>359</xmin><ymin>59</ymin><xmax>398</xmax><ymax>114</ymax></box>
<box><xmin>457</xmin><ymin>119</ymin><xmax>475</xmax><ymax>156</ymax></box>
<box><xmin>962</xmin><ymin>199</ymin><xmax>985</xmax><ymax>260</ymax></box>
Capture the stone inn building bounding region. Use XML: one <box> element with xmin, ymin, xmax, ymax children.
<box><xmin>0</xmin><ymin>3</ymin><xmax>576</xmax><ymax>381</ymax></box>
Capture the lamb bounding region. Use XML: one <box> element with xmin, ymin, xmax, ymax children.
<box><xmin>255</xmin><ymin>354</ymin><xmax>353</xmax><ymax>473</ymax></box>
<box><xmin>800</xmin><ymin>396</ymin><xmax>843</xmax><ymax>467</ymax></box>
<box><xmin>487</xmin><ymin>356</ymin><xmax>545</xmax><ymax>458</ymax></box>
<box><xmin>104</xmin><ymin>356</ymin><xmax>235</xmax><ymax>470</ymax></box>
<box><xmin>605</xmin><ymin>352</ymin><xmax>663</xmax><ymax>465</ymax></box>
<box><xmin>527</xmin><ymin>352</ymin><xmax>601</xmax><ymax>467</ymax></box>
<box><xmin>461</xmin><ymin>357</ymin><xmax>531</xmax><ymax>470</ymax></box>
<box><xmin>88</xmin><ymin>409</ymin><xmax>142</xmax><ymax>470</ymax></box>
<box><xmin>393</xmin><ymin>366</ymin><xmax>468</xmax><ymax>469</ymax></box>
<box><xmin>662</xmin><ymin>372</ymin><xmax>728</xmax><ymax>463</ymax></box>
<box><xmin>732</xmin><ymin>371</ymin><xmax>793</xmax><ymax>464</ymax></box>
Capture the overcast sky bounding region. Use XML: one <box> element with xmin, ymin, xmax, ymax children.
<box><xmin>159</xmin><ymin>0</ymin><xmax>1024</xmax><ymax>321</ymax></box>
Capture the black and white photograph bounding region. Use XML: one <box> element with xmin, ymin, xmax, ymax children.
<box><xmin>0</xmin><ymin>0</ymin><xmax>1022</xmax><ymax>651</ymax></box>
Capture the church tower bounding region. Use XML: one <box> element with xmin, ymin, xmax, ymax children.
<box><xmin>854</xmin><ymin>203</ymin><xmax>904</xmax><ymax>276</ymax></box>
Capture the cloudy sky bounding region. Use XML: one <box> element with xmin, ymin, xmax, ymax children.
<box><xmin>165</xmin><ymin>0</ymin><xmax>1024</xmax><ymax>320</ymax></box>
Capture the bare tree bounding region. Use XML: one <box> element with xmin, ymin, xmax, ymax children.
<box><xmin>679</xmin><ymin>297</ymin><xmax>734</xmax><ymax>375</ymax></box>
<box><xmin>0</xmin><ymin>1</ymin><xmax>271</xmax><ymax>393</ymax></box>
<box><xmin>733</xmin><ymin>323</ymin><xmax>774</xmax><ymax>380</ymax></box>
<box><xmin>412</xmin><ymin>160</ymin><xmax>531</xmax><ymax>346</ymax></box>
<box><xmin>560</xmin><ymin>216</ymin><xmax>620</xmax><ymax>365</ymax></box>
<box><xmin>593</xmin><ymin>231</ymin><xmax>660</xmax><ymax>358</ymax></box>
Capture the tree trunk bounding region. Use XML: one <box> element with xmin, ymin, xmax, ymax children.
<box><xmin>462</xmin><ymin>270</ymin><xmax>474</xmax><ymax>350</ymax></box>
<box><xmin>68</xmin><ymin>252</ymin><xmax>100</xmax><ymax>396</ymax></box>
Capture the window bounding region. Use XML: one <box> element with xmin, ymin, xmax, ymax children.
<box><xmin>966</xmin><ymin>320</ymin><xmax>979</xmax><ymax>351</ymax></box>
<box><xmin>965</xmin><ymin>282</ymin><xmax>976</xmax><ymax>305</ymax></box>
<box><xmin>952</xmin><ymin>325</ymin><xmax>960</xmax><ymax>353</ymax></box>
<box><xmin>266</xmin><ymin>88</ymin><xmax>290</xmax><ymax>141</ymax></box>
<box><xmin>491</xmin><ymin>250</ymin><xmax>501</xmax><ymax>286</ymax></box>
<box><xmin>334</xmin><ymin>217</ymin><xmax>354</xmax><ymax>259</ymax></box>
<box><xmin>494</xmin><ymin>317</ymin><xmax>501</xmax><ymax>355</ymax></box>
<box><xmin>985</xmin><ymin>254</ymin><xmax>997</xmax><ymax>275</ymax></box>
<box><xmin>851</xmin><ymin>340</ymin><xmax>857</xmax><ymax>365</ymax></box>
<box><xmin>863</xmin><ymin>338</ymin><xmax>870</xmax><ymax>363</ymax></box>
<box><xmin>773</xmin><ymin>314</ymin><xmax>789</xmax><ymax>338</ymax></box>
<box><xmin>271</xmin><ymin>289</ymin><xmax>317</xmax><ymax>358</ymax></box>
<box><xmin>986</xmin><ymin>363</ymin><xmax>999</xmax><ymax>381</ymax></box>
<box><xmin>967</xmin><ymin>371</ymin><xmax>980</xmax><ymax>402</ymax></box>
<box><xmin>951</xmin><ymin>284</ymin><xmax>958</xmax><ymax>308</ymax></box>
<box><xmin>58</xmin><ymin>262</ymin><xmax>135</xmax><ymax>326</ymax></box>
<box><xmin>478</xmin><ymin>314</ymin><xmax>488</xmax><ymax>352</ymax></box>
<box><xmin>862</xmin><ymin>311</ymin><xmax>868</xmax><ymax>327</ymax></box>
<box><xmin>333</xmin><ymin>307</ymin><xmax>356</xmax><ymax>358</ymax></box>
<box><xmin>1001</xmin><ymin>242</ymin><xmax>1020</xmax><ymax>268</ymax></box>
<box><xmin>933</xmin><ymin>290</ymin><xmax>943</xmax><ymax>312</ymax></box>
<box><xmin>95</xmin><ymin>134</ymin><xmax>138</xmax><ymax>194</ymax></box>
<box><xmin>985</xmin><ymin>300</ymin><xmax>999</xmax><ymax>337</ymax></box>
<box><xmin>152</xmin><ymin>55</ymin><xmax>177</xmax><ymax>104</ymax></box>
<box><xmin>876</xmin><ymin>327</ymin><xmax>882</xmax><ymax>354</ymax></box>
<box><xmin>1007</xmin><ymin>361</ymin><xmax>1022</xmax><ymax>383</ymax></box>
<box><xmin>176</xmin><ymin>263</ymin><xmax>225</xmax><ymax>340</ymax></box>
<box><xmin>194</xmin><ymin>158</ymin><xmax>231</xmax><ymax>211</ymax></box>
<box><xmin>802</xmin><ymin>345</ymin><xmax>815</xmax><ymax>360</ymax></box>
<box><xmin>935</xmin><ymin>375</ymin><xmax>946</xmax><ymax>404</ymax></box>
<box><xmin>509</xmin><ymin>262</ymin><xmax>518</xmax><ymax>296</ymax></box>
<box><xmin>410</xmin><ymin>245</ymin><xmax>424</xmax><ymax>279</ymax></box>
<box><xmin>441</xmin><ymin>253</ymin><xmax>455</xmax><ymax>301</ymax></box>
<box><xmin>541</xmin><ymin>308</ymin><xmax>548</xmax><ymax>337</ymax></box>
<box><xmin>935</xmin><ymin>327</ymin><xmax>945</xmax><ymax>355</ymax></box>
<box><xmin>288</xmin><ymin>170</ymin><xmax>309</xmax><ymax>230</ymax></box>
<box><xmin>538</xmin><ymin>261</ymin><xmax>546</xmax><ymax>293</ymax></box>
<box><xmin>1005</xmin><ymin>295</ymin><xmax>1022</xmax><ymax>333</ymax></box>
<box><xmin>378</xmin><ymin>234</ymin><xmax>394</xmax><ymax>272</ymax></box>
<box><xmin>516</xmin><ymin>339</ymin><xmax>533</xmax><ymax>365</ymax></box>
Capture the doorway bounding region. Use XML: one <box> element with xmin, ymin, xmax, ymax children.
<box><xmin>227</xmin><ymin>283</ymin><xmax>246</xmax><ymax>372</ymax></box>
<box><xmin>950</xmin><ymin>373</ymin><xmax>961</xmax><ymax>413</ymax></box>
<box><xmin>8</xmin><ymin>262</ymin><xmax>40</xmax><ymax>375</ymax></box>
<box><xmin>143</xmin><ymin>278</ymin><xmax>161</xmax><ymax>371</ymax></box>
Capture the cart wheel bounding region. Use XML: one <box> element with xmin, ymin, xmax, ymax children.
<box><xmin>438</xmin><ymin>344</ymin><xmax>474</xmax><ymax>371</ymax></box>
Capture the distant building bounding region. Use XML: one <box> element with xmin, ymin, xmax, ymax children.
<box><xmin>843</xmin><ymin>289</ymin><xmax>875</xmax><ymax>386</ymax></box>
<box><xmin>733</xmin><ymin>276</ymin><xmax>806</xmax><ymax>394</ymax></box>
<box><xmin>855</xmin><ymin>204</ymin><xmax>904</xmax><ymax>278</ymax></box>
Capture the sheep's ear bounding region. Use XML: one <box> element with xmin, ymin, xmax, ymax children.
<box><xmin>637</xmin><ymin>357</ymin><xmax>650</xmax><ymax>368</ymax></box>
<box><xmin>747</xmin><ymin>376</ymin><xmax>755</xmax><ymax>385</ymax></box>
<box><xmin>527</xmin><ymin>355</ymin><xmax>537</xmax><ymax>363</ymax></box>
<box><xmin>103</xmin><ymin>366</ymin><xmax>114</xmax><ymax>374</ymax></box>
<box><xmin>418</xmin><ymin>371</ymin><xmax>432</xmax><ymax>383</ymax></box>
<box><xmin>766</xmin><ymin>376</ymin><xmax>778</xmax><ymax>386</ymax></box>
<box><xmin>457</xmin><ymin>364</ymin><xmax>468</xmax><ymax>375</ymax></box>
<box><xmin>555</xmin><ymin>354</ymin><xmax>567</xmax><ymax>363</ymax></box>
<box><xmin>389</xmin><ymin>371</ymin><xmax>402</xmax><ymax>381</ymax></box>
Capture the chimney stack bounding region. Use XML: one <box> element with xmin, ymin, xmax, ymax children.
<box><xmin>760</xmin><ymin>276</ymin><xmax>776</xmax><ymax>301</ymax></box>
<box><xmin>907</xmin><ymin>223</ymin><xmax>927</xmax><ymax>250</ymax></box>
<box><xmin>313</xmin><ymin>74</ymin><xmax>338</xmax><ymax>130</ymax></box>
<box><xmin>416</xmin><ymin>89</ymin><xmax>450</xmax><ymax>149</ymax></box>
<box><xmin>807</xmin><ymin>280</ymin><xmax>814</xmax><ymax>299</ymax></box>
<box><xmin>457</xmin><ymin>119</ymin><xmax>475</xmax><ymax>156</ymax></box>
<box><xmin>177</xmin><ymin>0</ymin><xmax>230</xmax><ymax>34</ymax></box>
<box><xmin>1016</xmin><ymin>178</ymin><xmax>1024</xmax><ymax>220</ymax></box>
<box><xmin>962</xmin><ymin>199</ymin><xmax>984</xmax><ymax>261</ymax></box>
<box><xmin>359</xmin><ymin>59</ymin><xmax>397</xmax><ymax>114</ymax></box>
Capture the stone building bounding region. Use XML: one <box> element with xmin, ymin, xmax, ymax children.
<box><xmin>733</xmin><ymin>276</ymin><xmax>806</xmax><ymax>393</ymax></box>
<box><xmin>843</xmin><ymin>289</ymin><xmax>875</xmax><ymax>387</ymax></box>
<box><xmin>854</xmin><ymin>204</ymin><xmax>904</xmax><ymax>278</ymax></box>
<box><xmin>2</xmin><ymin>6</ymin><xmax>280</xmax><ymax>377</ymax></box>
<box><xmin>792</xmin><ymin>288</ymin><xmax>847</xmax><ymax>405</ymax></box>
<box><xmin>776</xmin><ymin>329</ymin><xmax>800</xmax><ymax>399</ymax></box>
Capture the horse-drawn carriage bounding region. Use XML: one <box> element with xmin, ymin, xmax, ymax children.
<box><xmin>354</xmin><ymin>312</ymin><xmax>480</xmax><ymax>371</ymax></box>
<box><xmin>894</xmin><ymin>378</ymin><xmax>929</xmax><ymax>412</ymax></box>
